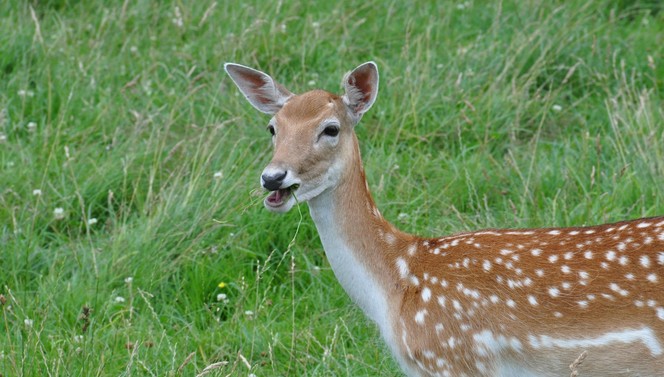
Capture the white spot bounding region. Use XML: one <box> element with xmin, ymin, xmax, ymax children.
<box><xmin>569</xmin><ymin>231</ymin><xmax>580</xmax><ymax>235</ymax></box>
<box><xmin>528</xmin><ymin>327</ymin><xmax>663</xmax><ymax>356</ymax></box>
<box><xmin>637</xmin><ymin>222</ymin><xmax>652</xmax><ymax>228</ymax></box>
<box><xmin>396</xmin><ymin>258</ymin><xmax>409</xmax><ymax>279</ymax></box>
<box><xmin>657</xmin><ymin>308</ymin><xmax>664</xmax><ymax>321</ymax></box>
<box><xmin>584</xmin><ymin>230</ymin><xmax>596</xmax><ymax>234</ymax></box>
<box><xmin>644</xmin><ymin>237</ymin><xmax>653</xmax><ymax>245</ymax></box>
<box><xmin>548</xmin><ymin>255</ymin><xmax>559</xmax><ymax>263</ymax></box>
<box><xmin>473</xmin><ymin>330</ymin><xmax>523</xmax><ymax>357</ymax></box>
<box><xmin>490</xmin><ymin>295</ymin><xmax>500</xmax><ymax>304</ymax></box>
<box><xmin>435</xmin><ymin>323</ymin><xmax>445</xmax><ymax>334</ymax></box>
<box><xmin>506</xmin><ymin>299</ymin><xmax>516</xmax><ymax>308</ymax></box>
<box><xmin>564</xmin><ymin>252</ymin><xmax>574</xmax><ymax>260</ymax></box>
<box><xmin>452</xmin><ymin>300</ymin><xmax>463</xmax><ymax>311</ymax></box>
<box><xmin>414</xmin><ymin>309</ymin><xmax>427</xmax><ymax>325</ymax></box>
<box><xmin>385</xmin><ymin>233</ymin><xmax>396</xmax><ymax>245</ymax></box>
<box><xmin>561</xmin><ymin>265</ymin><xmax>571</xmax><ymax>274</ymax></box>
<box><xmin>408</xmin><ymin>244</ymin><xmax>417</xmax><ymax>256</ymax></box>
<box><xmin>609</xmin><ymin>283</ymin><xmax>629</xmax><ymax>296</ymax></box>
<box><xmin>658</xmin><ymin>252</ymin><xmax>664</xmax><ymax>265</ymax></box>
<box><xmin>606</xmin><ymin>250</ymin><xmax>616</xmax><ymax>261</ymax></box>
<box><xmin>422</xmin><ymin>287</ymin><xmax>432</xmax><ymax>302</ymax></box>
<box><xmin>548</xmin><ymin>287</ymin><xmax>560</xmax><ymax>297</ymax></box>
<box><xmin>625</xmin><ymin>273</ymin><xmax>635</xmax><ymax>280</ymax></box>
<box><xmin>528</xmin><ymin>295</ymin><xmax>538</xmax><ymax>306</ymax></box>
<box><xmin>410</xmin><ymin>275</ymin><xmax>420</xmax><ymax>286</ymax></box>
<box><xmin>436</xmin><ymin>358</ymin><xmax>446</xmax><ymax>367</ymax></box>
<box><xmin>578</xmin><ymin>300</ymin><xmax>589</xmax><ymax>308</ymax></box>
<box><xmin>584</xmin><ymin>251</ymin><xmax>593</xmax><ymax>259</ymax></box>
<box><xmin>647</xmin><ymin>273</ymin><xmax>658</xmax><ymax>283</ymax></box>
<box><xmin>535</xmin><ymin>269</ymin><xmax>544</xmax><ymax>277</ymax></box>
<box><xmin>548</xmin><ymin>230</ymin><xmax>561</xmax><ymax>235</ymax></box>
<box><xmin>641</xmin><ymin>255</ymin><xmax>652</xmax><ymax>268</ymax></box>
<box><xmin>531</xmin><ymin>248</ymin><xmax>542</xmax><ymax>256</ymax></box>
<box><xmin>561</xmin><ymin>282</ymin><xmax>572</xmax><ymax>290</ymax></box>
<box><xmin>618</xmin><ymin>255</ymin><xmax>629</xmax><ymax>266</ymax></box>
<box><xmin>554</xmin><ymin>312</ymin><xmax>563</xmax><ymax>318</ymax></box>
<box><xmin>482</xmin><ymin>260</ymin><xmax>492</xmax><ymax>272</ymax></box>
<box><xmin>437</xmin><ymin>295</ymin><xmax>447</xmax><ymax>308</ymax></box>
<box><xmin>448</xmin><ymin>336</ymin><xmax>457</xmax><ymax>349</ymax></box>
<box><xmin>579</xmin><ymin>271</ymin><xmax>589</xmax><ymax>280</ymax></box>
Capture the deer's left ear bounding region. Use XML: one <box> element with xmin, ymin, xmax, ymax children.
<box><xmin>224</xmin><ymin>63</ymin><xmax>293</xmax><ymax>115</ymax></box>
<box><xmin>342</xmin><ymin>61</ymin><xmax>379</xmax><ymax>121</ymax></box>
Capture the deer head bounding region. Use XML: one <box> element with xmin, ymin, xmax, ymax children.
<box><xmin>224</xmin><ymin>62</ymin><xmax>379</xmax><ymax>213</ymax></box>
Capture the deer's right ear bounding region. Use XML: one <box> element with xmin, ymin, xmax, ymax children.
<box><xmin>224</xmin><ymin>63</ymin><xmax>293</xmax><ymax>115</ymax></box>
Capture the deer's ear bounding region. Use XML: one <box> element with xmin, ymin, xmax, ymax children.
<box><xmin>224</xmin><ymin>63</ymin><xmax>293</xmax><ymax>115</ymax></box>
<box><xmin>342</xmin><ymin>61</ymin><xmax>379</xmax><ymax>121</ymax></box>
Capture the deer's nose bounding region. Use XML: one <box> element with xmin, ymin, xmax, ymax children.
<box><xmin>261</xmin><ymin>170</ymin><xmax>287</xmax><ymax>191</ymax></box>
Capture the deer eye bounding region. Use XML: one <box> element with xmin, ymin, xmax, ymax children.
<box><xmin>267</xmin><ymin>125</ymin><xmax>275</xmax><ymax>136</ymax></box>
<box><xmin>322</xmin><ymin>125</ymin><xmax>339</xmax><ymax>137</ymax></box>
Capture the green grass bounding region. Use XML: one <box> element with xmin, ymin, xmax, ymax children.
<box><xmin>1</xmin><ymin>0</ymin><xmax>663</xmax><ymax>376</ymax></box>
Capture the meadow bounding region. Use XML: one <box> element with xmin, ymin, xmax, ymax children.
<box><xmin>1</xmin><ymin>0</ymin><xmax>663</xmax><ymax>376</ymax></box>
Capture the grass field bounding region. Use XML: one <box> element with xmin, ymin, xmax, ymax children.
<box><xmin>1</xmin><ymin>0</ymin><xmax>663</xmax><ymax>376</ymax></box>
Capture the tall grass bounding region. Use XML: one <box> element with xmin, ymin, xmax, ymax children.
<box><xmin>1</xmin><ymin>0</ymin><xmax>662</xmax><ymax>375</ymax></box>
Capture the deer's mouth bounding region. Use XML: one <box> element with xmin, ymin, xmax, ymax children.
<box><xmin>265</xmin><ymin>184</ymin><xmax>299</xmax><ymax>208</ymax></box>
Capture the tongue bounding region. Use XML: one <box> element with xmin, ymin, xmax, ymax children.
<box><xmin>267</xmin><ymin>189</ymin><xmax>286</xmax><ymax>205</ymax></box>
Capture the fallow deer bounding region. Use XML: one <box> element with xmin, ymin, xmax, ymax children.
<box><xmin>224</xmin><ymin>61</ymin><xmax>664</xmax><ymax>377</ymax></box>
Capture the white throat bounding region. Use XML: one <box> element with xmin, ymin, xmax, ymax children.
<box><xmin>307</xmin><ymin>192</ymin><xmax>390</xmax><ymax>329</ymax></box>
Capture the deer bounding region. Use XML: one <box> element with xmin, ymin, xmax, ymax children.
<box><xmin>224</xmin><ymin>61</ymin><xmax>664</xmax><ymax>377</ymax></box>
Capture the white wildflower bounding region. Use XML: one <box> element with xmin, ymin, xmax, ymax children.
<box><xmin>114</xmin><ymin>296</ymin><xmax>126</xmax><ymax>303</ymax></box>
<box><xmin>213</xmin><ymin>171</ymin><xmax>223</xmax><ymax>179</ymax></box>
<box><xmin>54</xmin><ymin>207</ymin><xmax>65</xmax><ymax>220</ymax></box>
<box><xmin>24</xmin><ymin>318</ymin><xmax>34</xmax><ymax>327</ymax></box>
<box><xmin>27</xmin><ymin>122</ymin><xmax>37</xmax><ymax>131</ymax></box>
<box><xmin>216</xmin><ymin>293</ymin><xmax>227</xmax><ymax>302</ymax></box>
<box><xmin>124</xmin><ymin>277</ymin><xmax>133</xmax><ymax>284</ymax></box>
<box><xmin>74</xmin><ymin>335</ymin><xmax>84</xmax><ymax>343</ymax></box>
<box><xmin>172</xmin><ymin>6</ymin><xmax>184</xmax><ymax>28</ymax></box>
<box><xmin>552</xmin><ymin>104</ymin><xmax>563</xmax><ymax>112</ymax></box>
<box><xmin>87</xmin><ymin>218</ymin><xmax>98</xmax><ymax>226</ymax></box>
<box><xmin>18</xmin><ymin>89</ymin><xmax>35</xmax><ymax>97</ymax></box>
<box><xmin>307</xmin><ymin>80</ymin><xmax>316</xmax><ymax>87</ymax></box>
<box><xmin>32</xmin><ymin>189</ymin><xmax>42</xmax><ymax>196</ymax></box>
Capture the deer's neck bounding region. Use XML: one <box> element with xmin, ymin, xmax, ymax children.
<box><xmin>307</xmin><ymin>137</ymin><xmax>411</xmax><ymax>327</ymax></box>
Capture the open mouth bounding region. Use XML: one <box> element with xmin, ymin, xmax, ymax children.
<box><xmin>265</xmin><ymin>184</ymin><xmax>299</xmax><ymax>208</ymax></box>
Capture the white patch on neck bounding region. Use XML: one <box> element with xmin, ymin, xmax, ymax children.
<box><xmin>527</xmin><ymin>327</ymin><xmax>663</xmax><ymax>356</ymax></box>
<box><xmin>308</xmin><ymin>193</ymin><xmax>391</xmax><ymax>337</ymax></box>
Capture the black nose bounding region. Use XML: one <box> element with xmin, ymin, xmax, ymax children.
<box><xmin>262</xmin><ymin>171</ymin><xmax>287</xmax><ymax>191</ymax></box>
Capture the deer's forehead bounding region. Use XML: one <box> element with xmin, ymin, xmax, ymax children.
<box><xmin>276</xmin><ymin>90</ymin><xmax>344</xmax><ymax>127</ymax></box>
